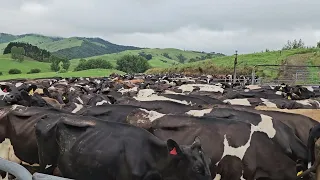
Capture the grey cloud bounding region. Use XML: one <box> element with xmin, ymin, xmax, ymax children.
<box><xmin>0</xmin><ymin>0</ymin><xmax>320</xmax><ymax>55</ymax></box>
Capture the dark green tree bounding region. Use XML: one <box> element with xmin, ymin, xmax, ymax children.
<box><xmin>17</xmin><ymin>47</ymin><xmax>25</xmax><ymax>62</ymax></box>
<box><xmin>62</xmin><ymin>59</ymin><xmax>70</xmax><ymax>71</ymax></box>
<box><xmin>74</xmin><ymin>58</ymin><xmax>113</xmax><ymax>71</ymax></box>
<box><xmin>116</xmin><ymin>55</ymin><xmax>150</xmax><ymax>73</ymax></box>
<box><xmin>282</xmin><ymin>39</ymin><xmax>305</xmax><ymax>50</ymax></box>
<box><xmin>50</xmin><ymin>56</ymin><xmax>61</xmax><ymax>72</ymax></box>
<box><xmin>189</xmin><ymin>58</ymin><xmax>197</xmax><ymax>63</ymax></box>
<box><xmin>177</xmin><ymin>54</ymin><xmax>187</xmax><ymax>63</ymax></box>
<box><xmin>11</xmin><ymin>46</ymin><xmax>18</xmax><ymax>60</ymax></box>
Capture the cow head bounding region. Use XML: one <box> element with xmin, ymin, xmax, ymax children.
<box><xmin>166</xmin><ymin>137</ymin><xmax>212</xmax><ymax>180</ymax></box>
<box><xmin>4</xmin><ymin>89</ymin><xmax>24</xmax><ymax>105</ymax></box>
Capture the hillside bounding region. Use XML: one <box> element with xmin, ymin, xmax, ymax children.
<box><xmin>0</xmin><ymin>48</ymin><xmax>319</xmax><ymax>83</ymax></box>
<box><xmin>0</xmin><ymin>33</ymin><xmax>141</xmax><ymax>59</ymax></box>
<box><xmin>0</xmin><ymin>54</ymin><xmax>51</xmax><ymax>74</ymax></box>
<box><xmin>70</xmin><ymin>48</ymin><xmax>223</xmax><ymax>70</ymax></box>
<box><xmin>0</xmin><ymin>54</ymin><xmax>124</xmax><ymax>80</ymax></box>
<box><xmin>146</xmin><ymin>48</ymin><xmax>320</xmax><ymax>84</ymax></box>
<box><xmin>0</xmin><ymin>69</ymin><xmax>124</xmax><ymax>81</ymax></box>
<box><xmin>0</xmin><ymin>48</ymin><xmax>222</xmax><ymax>80</ymax></box>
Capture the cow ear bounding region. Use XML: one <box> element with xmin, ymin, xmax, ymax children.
<box><xmin>21</xmin><ymin>91</ymin><xmax>31</xmax><ymax>102</ymax></box>
<box><xmin>191</xmin><ymin>136</ymin><xmax>202</xmax><ymax>149</ymax></box>
<box><xmin>167</xmin><ymin>139</ymin><xmax>183</xmax><ymax>156</ymax></box>
<box><xmin>43</xmin><ymin>88</ymin><xmax>51</xmax><ymax>97</ymax></box>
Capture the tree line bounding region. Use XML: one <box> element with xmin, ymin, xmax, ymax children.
<box><xmin>4</xmin><ymin>42</ymin><xmax>51</xmax><ymax>62</ymax></box>
<box><xmin>74</xmin><ymin>55</ymin><xmax>150</xmax><ymax>74</ymax></box>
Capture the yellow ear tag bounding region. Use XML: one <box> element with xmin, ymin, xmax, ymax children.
<box><xmin>29</xmin><ymin>89</ymin><xmax>34</xmax><ymax>96</ymax></box>
<box><xmin>63</xmin><ymin>96</ymin><xmax>66</xmax><ymax>100</ymax></box>
<box><xmin>297</xmin><ymin>171</ymin><xmax>303</xmax><ymax>176</ymax></box>
<box><xmin>280</xmin><ymin>87</ymin><xmax>283</xmax><ymax>90</ymax></box>
<box><xmin>288</xmin><ymin>96</ymin><xmax>291</xmax><ymax>100</ymax></box>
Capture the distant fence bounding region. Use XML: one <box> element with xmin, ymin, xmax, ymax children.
<box><xmin>252</xmin><ymin>64</ymin><xmax>320</xmax><ymax>86</ymax></box>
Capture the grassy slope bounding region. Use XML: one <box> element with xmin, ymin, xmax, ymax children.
<box><xmin>0</xmin><ymin>35</ymin><xmax>55</xmax><ymax>53</ymax></box>
<box><xmin>38</xmin><ymin>37</ymin><xmax>83</xmax><ymax>52</ymax></box>
<box><xmin>0</xmin><ymin>34</ymin><xmax>142</xmax><ymax>59</ymax></box>
<box><xmin>0</xmin><ymin>54</ymin><xmax>124</xmax><ymax>80</ymax></box>
<box><xmin>0</xmin><ymin>54</ymin><xmax>51</xmax><ymax>75</ymax></box>
<box><xmin>70</xmin><ymin>48</ymin><xmax>208</xmax><ymax>69</ymax></box>
<box><xmin>146</xmin><ymin>48</ymin><xmax>319</xmax><ymax>77</ymax></box>
<box><xmin>0</xmin><ymin>36</ymin><xmax>82</xmax><ymax>53</ymax></box>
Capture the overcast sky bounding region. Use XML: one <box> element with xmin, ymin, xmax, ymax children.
<box><xmin>1</xmin><ymin>0</ymin><xmax>320</xmax><ymax>55</ymax></box>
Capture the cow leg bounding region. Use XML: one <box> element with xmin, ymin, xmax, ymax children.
<box><xmin>315</xmin><ymin>139</ymin><xmax>320</xmax><ymax>179</ymax></box>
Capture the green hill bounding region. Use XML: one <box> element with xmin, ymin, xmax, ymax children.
<box><xmin>70</xmin><ymin>48</ymin><xmax>222</xmax><ymax>69</ymax></box>
<box><xmin>146</xmin><ymin>48</ymin><xmax>320</xmax><ymax>83</ymax></box>
<box><xmin>0</xmin><ymin>33</ymin><xmax>141</xmax><ymax>59</ymax></box>
<box><xmin>0</xmin><ymin>47</ymin><xmax>319</xmax><ymax>83</ymax></box>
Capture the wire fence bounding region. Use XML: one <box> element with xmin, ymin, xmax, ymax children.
<box><xmin>252</xmin><ymin>65</ymin><xmax>320</xmax><ymax>86</ymax></box>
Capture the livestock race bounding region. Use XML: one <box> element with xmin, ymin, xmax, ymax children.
<box><xmin>1</xmin><ymin>1</ymin><xmax>320</xmax><ymax>179</ymax></box>
<box><xmin>0</xmin><ymin>72</ymin><xmax>319</xmax><ymax>180</ymax></box>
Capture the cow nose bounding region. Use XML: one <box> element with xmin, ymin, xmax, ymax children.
<box><xmin>5</xmin><ymin>94</ymin><xmax>14</xmax><ymax>101</ymax></box>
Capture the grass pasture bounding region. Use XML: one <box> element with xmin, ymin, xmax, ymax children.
<box><xmin>0</xmin><ymin>69</ymin><xmax>124</xmax><ymax>81</ymax></box>
<box><xmin>146</xmin><ymin>48</ymin><xmax>319</xmax><ymax>81</ymax></box>
<box><xmin>70</xmin><ymin>48</ymin><xmax>211</xmax><ymax>69</ymax></box>
<box><xmin>0</xmin><ymin>54</ymin><xmax>51</xmax><ymax>75</ymax></box>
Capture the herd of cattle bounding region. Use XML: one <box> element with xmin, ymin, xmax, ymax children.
<box><xmin>0</xmin><ymin>74</ymin><xmax>320</xmax><ymax>180</ymax></box>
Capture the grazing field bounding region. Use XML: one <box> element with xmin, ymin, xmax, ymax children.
<box><xmin>146</xmin><ymin>48</ymin><xmax>319</xmax><ymax>78</ymax></box>
<box><xmin>69</xmin><ymin>48</ymin><xmax>213</xmax><ymax>69</ymax></box>
<box><xmin>1</xmin><ymin>47</ymin><xmax>319</xmax><ymax>82</ymax></box>
<box><xmin>0</xmin><ymin>69</ymin><xmax>124</xmax><ymax>81</ymax></box>
<box><xmin>0</xmin><ymin>54</ymin><xmax>51</xmax><ymax>75</ymax></box>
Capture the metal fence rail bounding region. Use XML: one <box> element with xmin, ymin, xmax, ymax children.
<box><xmin>0</xmin><ymin>157</ymin><xmax>72</xmax><ymax>180</ymax></box>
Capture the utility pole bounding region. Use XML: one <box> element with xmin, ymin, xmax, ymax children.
<box><xmin>233</xmin><ymin>50</ymin><xmax>238</xmax><ymax>84</ymax></box>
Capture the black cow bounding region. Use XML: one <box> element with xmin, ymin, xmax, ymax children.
<box><xmin>35</xmin><ymin>114</ymin><xmax>212</xmax><ymax>180</ymax></box>
<box><xmin>148</xmin><ymin>115</ymin><xmax>297</xmax><ymax>180</ymax></box>
<box><xmin>203</xmin><ymin>108</ymin><xmax>308</xmax><ymax>162</ymax></box>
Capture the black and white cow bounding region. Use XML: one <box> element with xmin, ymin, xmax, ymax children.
<box><xmin>35</xmin><ymin>114</ymin><xmax>212</xmax><ymax>180</ymax></box>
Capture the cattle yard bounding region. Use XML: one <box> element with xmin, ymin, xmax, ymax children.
<box><xmin>0</xmin><ymin>74</ymin><xmax>320</xmax><ymax>180</ymax></box>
